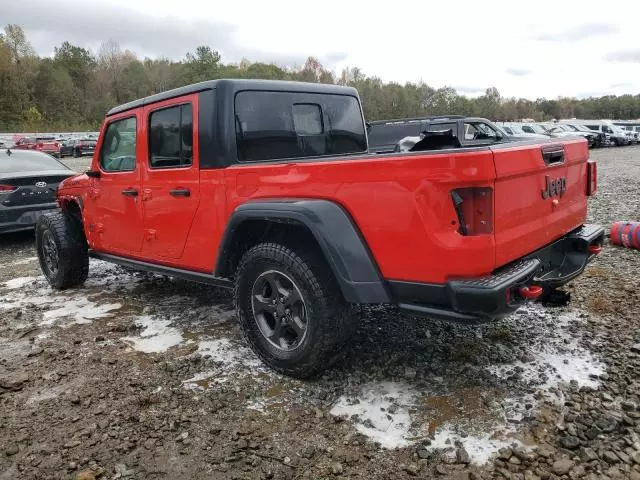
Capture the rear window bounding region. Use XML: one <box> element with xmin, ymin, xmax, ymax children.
<box><xmin>0</xmin><ymin>151</ymin><xmax>71</xmax><ymax>174</ymax></box>
<box><xmin>234</xmin><ymin>91</ymin><xmax>367</xmax><ymax>162</ymax></box>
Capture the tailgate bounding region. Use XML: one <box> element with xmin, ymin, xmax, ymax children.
<box><xmin>491</xmin><ymin>139</ymin><xmax>588</xmax><ymax>267</ymax></box>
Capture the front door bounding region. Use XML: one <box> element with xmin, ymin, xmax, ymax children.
<box><xmin>90</xmin><ymin>113</ymin><xmax>144</xmax><ymax>254</ymax></box>
<box><xmin>140</xmin><ymin>95</ymin><xmax>201</xmax><ymax>260</ymax></box>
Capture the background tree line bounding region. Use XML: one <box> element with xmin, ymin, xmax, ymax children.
<box><xmin>2</xmin><ymin>23</ymin><xmax>640</xmax><ymax>132</ymax></box>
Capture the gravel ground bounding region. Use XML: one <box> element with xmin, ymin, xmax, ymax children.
<box><xmin>1</xmin><ymin>147</ymin><xmax>640</xmax><ymax>480</ymax></box>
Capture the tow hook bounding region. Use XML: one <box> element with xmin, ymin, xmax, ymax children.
<box><xmin>588</xmin><ymin>244</ymin><xmax>602</xmax><ymax>255</ymax></box>
<box><xmin>518</xmin><ymin>285</ymin><xmax>543</xmax><ymax>299</ymax></box>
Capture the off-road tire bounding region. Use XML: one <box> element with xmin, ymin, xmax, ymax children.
<box><xmin>36</xmin><ymin>210</ymin><xmax>89</xmax><ymax>290</ymax></box>
<box><xmin>234</xmin><ymin>242</ymin><xmax>355</xmax><ymax>379</ymax></box>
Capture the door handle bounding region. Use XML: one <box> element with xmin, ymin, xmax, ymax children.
<box><xmin>169</xmin><ymin>188</ymin><xmax>191</xmax><ymax>197</ymax></box>
<box><xmin>121</xmin><ymin>188</ymin><xmax>138</xmax><ymax>197</ymax></box>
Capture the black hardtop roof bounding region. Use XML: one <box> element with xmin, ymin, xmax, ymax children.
<box><xmin>106</xmin><ymin>79</ymin><xmax>360</xmax><ymax>117</ymax></box>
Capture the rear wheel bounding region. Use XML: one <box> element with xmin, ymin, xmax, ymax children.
<box><xmin>36</xmin><ymin>211</ymin><xmax>89</xmax><ymax>290</ymax></box>
<box><xmin>234</xmin><ymin>242</ymin><xmax>355</xmax><ymax>379</ymax></box>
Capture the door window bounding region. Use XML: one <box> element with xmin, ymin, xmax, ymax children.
<box><xmin>100</xmin><ymin>117</ymin><xmax>137</xmax><ymax>172</ymax></box>
<box><xmin>148</xmin><ymin>104</ymin><xmax>193</xmax><ymax>168</ymax></box>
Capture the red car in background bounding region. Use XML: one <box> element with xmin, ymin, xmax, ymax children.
<box><xmin>13</xmin><ymin>136</ymin><xmax>61</xmax><ymax>157</ymax></box>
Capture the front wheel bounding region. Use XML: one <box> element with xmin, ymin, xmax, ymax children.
<box><xmin>234</xmin><ymin>243</ymin><xmax>355</xmax><ymax>379</ymax></box>
<box><xmin>36</xmin><ymin>211</ymin><xmax>89</xmax><ymax>290</ymax></box>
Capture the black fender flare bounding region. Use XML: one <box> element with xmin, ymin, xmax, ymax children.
<box><xmin>214</xmin><ymin>199</ymin><xmax>390</xmax><ymax>304</ymax></box>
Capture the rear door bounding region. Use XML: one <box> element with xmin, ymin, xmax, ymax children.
<box><xmin>140</xmin><ymin>94</ymin><xmax>200</xmax><ymax>260</ymax></box>
<box><xmin>491</xmin><ymin>138</ymin><xmax>587</xmax><ymax>267</ymax></box>
<box><xmin>89</xmin><ymin>113</ymin><xmax>144</xmax><ymax>254</ymax></box>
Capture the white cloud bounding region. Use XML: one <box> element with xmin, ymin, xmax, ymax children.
<box><xmin>5</xmin><ymin>0</ymin><xmax>640</xmax><ymax>100</ymax></box>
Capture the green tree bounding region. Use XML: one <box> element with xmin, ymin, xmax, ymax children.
<box><xmin>4</xmin><ymin>22</ymin><xmax>640</xmax><ymax>131</ymax></box>
<box><xmin>183</xmin><ymin>46</ymin><xmax>221</xmax><ymax>83</ymax></box>
<box><xmin>54</xmin><ymin>41</ymin><xmax>95</xmax><ymax>90</ymax></box>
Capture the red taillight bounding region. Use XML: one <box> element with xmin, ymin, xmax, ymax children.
<box><xmin>451</xmin><ymin>187</ymin><xmax>493</xmax><ymax>235</ymax></box>
<box><xmin>586</xmin><ymin>159</ymin><xmax>597</xmax><ymax>196</ymax></box>
<box><xmin>0</xmin><ymin>184</ymin><xmax>17</xmax><ymax>194</ymax></box>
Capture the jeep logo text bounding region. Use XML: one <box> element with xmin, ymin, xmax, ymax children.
<box><xmin>541</xmin><ymin>175</ymin><xmax>567</xmax><ymax>199</ymax></box>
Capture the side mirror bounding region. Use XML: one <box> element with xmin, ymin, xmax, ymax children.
<box><xmin>86</xmin><ymin>170</ymin><xmax>101</xmax><ymax>179</ymax></box>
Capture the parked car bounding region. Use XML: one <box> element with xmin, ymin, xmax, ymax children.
<box><xmin>35</xmin><ymin>79</ymin><xmax>604</xmax><ymax>378</ymax></box>
<box><xmin>58</xmin><ymin>139</ymin><xmax>75</xmax><ymax>157</ymax></box>
<box><xmin>71</xmin><ymin>138</ymin><xmax>97</xmax><ymax>157</ymax></box>
<box><xmin>512</xmin><ymin>123</ymin><xmax>552</xmax><ymax>137</ymax></box>
<box><xmin>13</xmin><ymin>136</ymin><xmax>37</xmax><ymax>150</ymax></box>
<box><xmin>12</xmin><ymin>136</ymin><xmax>62</xmax><ymax>156</ymax></box>
<box><xmin>368</xmin><ymin>115</ymin><xmax>519</xmax><ymax>153</ymax></box>
<box><xmin>366</xmin><ymin>118</ymin><xmax>426</xmax><ymax>153</ymax></box>
<box><xmin>619</xmin><ymin>125</ymin><xmax>639</xmax><ymax>144</ymax></box>
<box><xmin>561</xmin><ymin>120</ymin><xmax>627</xmax><ymax>146</ymax></box>
<box><xmin>496</xmin><ymin>122</ymin><xmax>549</xmax><ymax>139</ymax></box>
<box><xmin>560</xmin><ymin>123</ymin><xmax>606</xmax><ymax>148</ymax></box>
<box><xmin>539</xmin><ymin>123</ymin><xmax>597</xmax><ymax>148</ymax></box>
<box><xmin>0</xmin><ymin>149</ymin><xmax>75</xmax><ymax>234</ymax></box>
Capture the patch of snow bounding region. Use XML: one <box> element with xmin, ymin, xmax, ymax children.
<box><xmin>196</xmin><ymin>338</ymin><xmax>263</xmax><ymax>368</ymax></box>
<box><xmin>182</xmin><ymin>371</ymin><xmax>229</xmax><ymax>390</ymax></box>
<box><xmin>429</xmin><ymin>428</ymin><xmax>524</xmax><ymax>466</ymax></box>
<box><xmin>330</xmin><ymin>382</ymin><xmax>418</xmax><ymax>449</ymax></box>
<box><xmin>121</xmin><ymin>315</ymin><xmax>184</xmax><ymax>353</ymax></box>
<box><xmin>537</xmin><ymin>352</ymin><xmax>604</xmax><ymax>389</ymax></box>
<box><xmin>10</xmin><ymin>257</ymin><xmax>38</xmax><ymax>266</ymax></box>
<box><xmin>0</xmin><ymin>264</ymin><xmax>132</xmax><ymax>328</ymax></box>
<box><xmin>40</xmin><ymin>298</ymin><xmax>122</xmax><ymax>326</ymax></box>
<box><xmin>330</xmin><ymin>305</ymin><xmax>604</xmax><ymax>465</ymax></box>
<box><xmin>487</xmin><ymin>306</ymin><xmax>604</xmax><ymax>400</ymax></box>
<box><xmin>3</xmin><ymin>276</ymin><xmax>38</xmax><ymax>289</ymax></box>
<box><xmin>182</xmin><ymin>339</ymin><xmax>268</xmax><ymax>390</ymax></box>
<box><xmin>246</xmin><ymin>401</ymin><xmax>266</xmax><ymax>412</ymax></box>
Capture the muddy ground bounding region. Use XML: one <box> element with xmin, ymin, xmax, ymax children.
<box><xmin>1</xmin><ymin>148</ymin><xmax>640</xmax><ymax>480</ymax></box>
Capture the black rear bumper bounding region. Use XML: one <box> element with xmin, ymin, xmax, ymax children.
<box><xmin>391</xmin><ymin>224</ymin><xmax>605</xmax><ymax>323</ymax></box>
<box><xmin>0</xmin><ymin>203</ymin><xmax>58</xmax><ymax>234</ymax></box>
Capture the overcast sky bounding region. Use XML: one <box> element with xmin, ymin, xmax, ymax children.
<box><xmin>5</xmin><ymin>0</ymin><xmax>640</xmax><ymax>100</ymax></box>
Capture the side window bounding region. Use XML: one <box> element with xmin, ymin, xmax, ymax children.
<box><xmin>148</xmin><ymin>103</ymin><xmax>193</xmax><ymax>168</ymax></box>
<box><xmin>464</xmin><ymin>122</ymin><xmax>499</xmax><ymax>141</ymax></box>
<box><xmin>293</xmin><ymin>103</ymin><xmax>323</xmax><ymax>135</ymax></box>
<box><xmin>522</xmin><ymin>126</ymin><xmax>535</xmax><ymax>134</ymax></box>
<box><xmin>602</xmin><ymin>126</ymin><xmax>612</xmax><ymax>134</ymax></box>
<box><xmin>100</xmin><ymin>116</ymin><xmax>137</xmax><ymax>172</ymax></box>
<box><xmin>235</xmin><ymin>91</ymin><xmax>366</xmax><ymax>162</ymax></box>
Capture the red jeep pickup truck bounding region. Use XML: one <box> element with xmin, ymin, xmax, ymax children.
<box><xmin>35</xmin><ymin>79</ymin><xmax>604</xmax><ymax>378</ymax></box>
